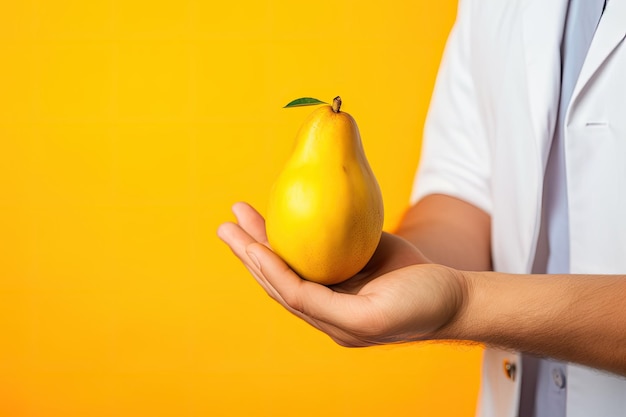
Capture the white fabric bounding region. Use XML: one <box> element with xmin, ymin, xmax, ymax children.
<box><xmin>411</xmin><ymin>0</ymin><xmax>626</xmax><ymax>416</ymax></box>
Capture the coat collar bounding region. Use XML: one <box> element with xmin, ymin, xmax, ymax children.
<box><xmin>570</xmin><ymin>0</ymin><xmax>626</xmax><ymax>112</ymax></box>
<box><xmin>522</xmin><ymin>0</ymin><xmax>626</xmax><ymax>168</ymax></box>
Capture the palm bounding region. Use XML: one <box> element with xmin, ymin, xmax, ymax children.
<box><xmin>330</xmin><ymin>232</ymin><xmax>430</xmax><ymax>295</ymax></box>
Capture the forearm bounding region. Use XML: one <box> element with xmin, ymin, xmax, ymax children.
<box><xmin>443</xmin><ymin>270</ymin><xmax>626</xmax><ymax>375</ymax></box>
<box><xmin>395</xmin><ymin>194</ymin><xmax>492</xmax><ymax>271</ymax></box>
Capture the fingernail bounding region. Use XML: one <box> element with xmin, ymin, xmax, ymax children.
<box><xmin>248</xmin><ymin>251</ymin><xmax>261</xmax><ymax>270</ymax></box>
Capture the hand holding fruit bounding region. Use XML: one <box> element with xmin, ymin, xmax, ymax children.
<box><xmin>217</xmin><ymin>202</ymin><xmax>466</xmax><ymax>346</ymax></box>
<box><xmin>217</xmin><ymin>97</ymin><xmax>466</xmax><ymax>345</ymax></box>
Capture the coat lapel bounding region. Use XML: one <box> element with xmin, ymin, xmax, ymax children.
<box><xmin>570</xmin><ymin>0</ymin><xmax>626</xmax><ymax>110</ymax></box>
<box><xmin>521</xmin><ymin>0</ymin><xmax>569</xmax><ymax>170</ymax></box>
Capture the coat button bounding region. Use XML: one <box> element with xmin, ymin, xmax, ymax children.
<box><xmin>552</xmin><ymin>367</ymin><xmax>566</xmax><ymax>389</ymax></box>
<box><xmin>503</xmin><ymin>360</ymin><xmax>516</xmax><ymax>381</ymax></box>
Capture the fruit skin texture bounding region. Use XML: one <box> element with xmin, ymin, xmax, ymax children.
<box><xmin>266</xmin><ymin>103</ymin><xmax>384</xmax><ymax>285</ymax></box>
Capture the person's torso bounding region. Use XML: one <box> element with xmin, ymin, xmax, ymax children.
<box><xmin>463</xmin><ymin>1</ymin><xmax>626</xmax><ymax>416</ymax></box>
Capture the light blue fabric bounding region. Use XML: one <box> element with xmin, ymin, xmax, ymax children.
<box><xmin>521</xmin><ymin>0</ymin><xmax>606</xmax><ymax>416</ymax></box>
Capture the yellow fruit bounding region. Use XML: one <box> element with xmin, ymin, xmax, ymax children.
<box><xmin>266</xmin><ymin>97</ymin><xmax>384</xmax><ymax>285</ymax></box>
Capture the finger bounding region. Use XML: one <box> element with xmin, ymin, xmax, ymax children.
<box><xmin>219</xmin><ymin>220</ymin><xmax>376</xmax><ymax>344</ymax></box>
<box><xmin>243</xmin><ymin>245</ymin><xmax>374</xmax><ymax>346</ymax></box>
<box><xmin>217</xmin><ymin>221</ymin><xmax>276</xmax><ymax>294</ymax></box>
<box><xmin>218</xmin><ymin>221</ymin><xmax>338</xmax><ymax>333</ymax></box>
<box><xmin>217</xmin><ymin>221</ymin><xmax>256</xmax><ymax>264</ymax></box>
<box><xmin>231</xmin><ymin>202</ymin><xmax>269</xmax><ymax>246</ymax></box>
<box><xmin>246</xmin><ymin>242</ymin><xmax>374</xmax><ymax>331</ymax></box>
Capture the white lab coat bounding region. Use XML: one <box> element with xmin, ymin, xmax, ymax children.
<box><xmin>411</xmin><ymin>0</ymin><xmax>626</xmax><ymax>416</ymax></box>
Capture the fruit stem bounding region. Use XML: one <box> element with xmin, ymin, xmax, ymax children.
<box><xmin>332</xmin><ymin>96</ymin><xmax>342</xmax><ymax>113</ymax></box>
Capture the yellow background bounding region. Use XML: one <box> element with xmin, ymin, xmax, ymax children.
<box><xmin>0</xmin><ymin>1</ymin><xmax>483</xmax><ymax>416</ymax></box>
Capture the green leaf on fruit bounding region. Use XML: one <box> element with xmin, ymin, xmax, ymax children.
<box><xmin>283</xmin><ymin>97</ymin><xmax>327</xmax><ymax>108</ymax></box>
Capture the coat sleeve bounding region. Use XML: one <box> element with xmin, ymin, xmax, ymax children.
<box><xmin>411</xmin><ymin>0</ymin><xmax>492</xmax><ymax>216</ymax></box>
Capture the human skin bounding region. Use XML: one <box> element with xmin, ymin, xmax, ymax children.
<box><xmin>217</xmin><ymin>195</ymin><xmax>626</xmax><ymax>376</ymax></box>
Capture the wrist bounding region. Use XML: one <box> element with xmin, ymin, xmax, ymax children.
<box><xmin>436</xmin><ymin>270</ymin><xmax>570</xmax><ymax>351</ymax></box>
<box><xmin>430</xmin><ymin>267</ymin><xmax>476</xmax><ymax>342</ymax></box>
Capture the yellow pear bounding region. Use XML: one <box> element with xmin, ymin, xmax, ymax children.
<box><xmin>266</xmin><ymin>97</ymin><xmax>384</xmax><ymax>285</ymax></box>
